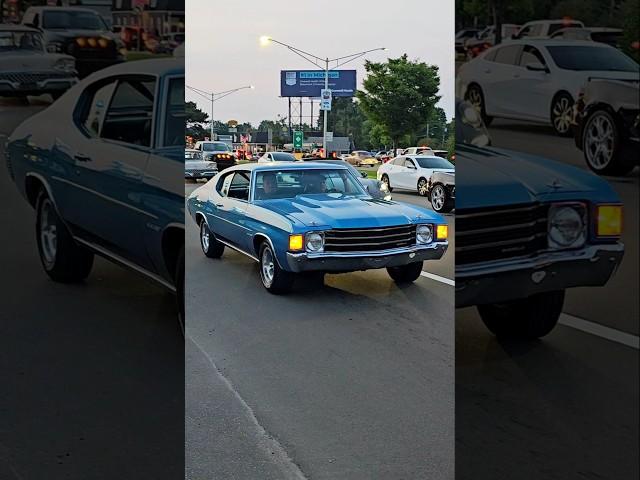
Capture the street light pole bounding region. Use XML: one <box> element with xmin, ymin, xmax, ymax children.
<box><xmin>185</xmin><ymin>84</ymin><xmax>255</xmax><ymax>141</ymax></box>
<box><xmin>260</xmin><ymin>37</ymin><xmax>386</xmax><ymax>156</ymax></box>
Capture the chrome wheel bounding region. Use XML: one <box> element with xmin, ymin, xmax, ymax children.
<box><xmin>418</xmin><ymin>179</ymin><xmax>428</xmax><ymax>196</ymax></box>
<box><xmin>261</xmin><ymin>246</ymin><xmax>275</xmax><ymax>287</ymax></box>
<box><xmin>431</xmin><ymin>185</ymin><xmax>445</xmax><ymax>211</ymax></box>
<box><xmin>584</xmin><ymin>112</ymin><xmax>614</xmax><ymax>170</ymax></box>
<box><xmin>200</xmin><ymin>222</ymin><xmax>210</xmax><ymax>252</ymax></box>
<box><xmin>39</xmin><ymin>198</ymin><xmax>57</xmax><ymax>267</ymax></box>
<box><xmin>552</xmin><ymin>96</ymin><xmax>573</xmax><ymax>134</ymax></box>
<box><xmin>466</xmin><ymin>86</ymin><xmax>482</xmax><ymax>113</ymax></box>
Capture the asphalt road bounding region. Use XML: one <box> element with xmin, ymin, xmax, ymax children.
<box><xmin>185</xmin><ymin>182</ymin><xmax>455</xmax><ymax>479</ymax></box>
<box><xmin>1</xmin><ymin>99</ymin><xmax>184</xmax><ymax>479</ymax></box>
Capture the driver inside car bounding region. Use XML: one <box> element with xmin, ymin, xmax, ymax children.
<box><xmin>302</xmin><ymin>173</ymin><xmax>328</xmax><ymax>194</ymax></box>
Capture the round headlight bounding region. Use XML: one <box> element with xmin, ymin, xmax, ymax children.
<box><xmin>416</xmin><ymin>224</ymin><xmax>433</xmax><ymax>244</ymax></box>
<box><xmin>306</xmin><ymin>232</ymin><xmax>324</xmax><ymax>252</ymax></box>
<box><xmin>549</xmin><ymin>206</ymin><xmax>585</xmax><ymax>248</ymax></box>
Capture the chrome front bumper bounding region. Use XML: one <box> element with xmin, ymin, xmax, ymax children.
<box><xmin>285</xmin><ymin>242</ymin><xmax>448</xmax><ymax>273</ymax></box>
<box><xmin>455</xmin><ymin>243</ymin><xmax>624</xmax><ymax>308</ymax></box>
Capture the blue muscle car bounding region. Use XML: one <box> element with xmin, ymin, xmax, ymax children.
<box><xmin>455</xmin><ymin>100</ymin><xmax>624</xmax><ymax>338</ymax></box>
<box><xmin>5</xmin><ymin>59</ymin><xmax>185</xmax><ymax>329</ymax></box>
<box><xmin>187</xmin><ymin>162</ymin><xmax>449</xmax><ymax>293</ymax></box>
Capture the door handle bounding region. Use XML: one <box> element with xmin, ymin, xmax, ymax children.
<box><xmin>74</xmin><ymin>153</ymin><xmax>91</xmax><ymax>162</ymax></box>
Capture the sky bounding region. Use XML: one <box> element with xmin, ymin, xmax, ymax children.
<box><xmin>186</xmin><ymin>0</ymin><xmax>454</xmax><ymax>127</ymax></box>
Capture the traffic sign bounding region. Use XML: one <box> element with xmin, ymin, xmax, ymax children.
<box><xmin>293</xmin><ymin>131</ymin><xmax>303</xmax><ymax>149</ymax></box>
<box><xmin>326</xmin><ymin>131</ymin><xmax>333</xmax><ymax>142</ymax></box>
<box><xmin>320</xmin><ymin>89</ymin><xmax>332</xmax><ymax>111</ymax></box>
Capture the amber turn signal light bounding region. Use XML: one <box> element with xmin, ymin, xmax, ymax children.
<box><xmin>436</xmin><ymin>224</ymin><xmax>448</xmax><ymax>241</ymax></box>
<box><xmin>289</xmin><ymin>234</ymin><xmax>304</xmax><ymax>251</ymax></box>
<box><xmin>596</xmin><ymin>205</ymin><xmax>622</xmax><ymax>237</ymax></box>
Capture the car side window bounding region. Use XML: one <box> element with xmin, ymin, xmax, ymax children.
<box><xmin>494</xmin><ymin>45</ymin><xmax>522</xmax><ymax>65</ymax></box>
<box><xmin>484</xmin><ymin>48</ymin><xmax>498</xmax><ymax>62</ymax></box>
<box><xmin>519</xmin><ymin>45</ymin><xmax>545</xmax><ymax>67</ymax></box>
<box><xmin>81</xmin><ymin>80</ymin><xmax>118</xmax><ymax>137</ymax></box>
<box><xmin>101</xmin><ymin>76</ymin><xmax>156</xmax><ymax>147</ymax></box>
<box><xmin>227</xmin><ymin>172</ymin><xmax>251</xmax><ymax>201</ymax></box>
<box><xmin>217</xmin><ymin>172</ymin><xmax>234</xmax><ymax>196</ymax></box>
<box><xmin>163</xmin><ymin>76</ymin><xmax>185</xmax><ymax>147</ymax></box>
<box><xmin>404</xmin><ymin>159</ymin><xmax>416</xmax><ymax>168</ymax></box>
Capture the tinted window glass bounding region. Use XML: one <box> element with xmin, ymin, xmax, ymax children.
<box><xmin>548</xmin><ymin>22</ymin><xmax>582</xmax><ymax>35</ymax></box>
<box><xmin>547</xmin><ymin>46</ymin><xmax>638</xmax><ymax>71</ymax></box>
<box><xmin>228</xmin><ymin>172</ymin><xmax>250</xmax><ymax>200</ymax></box>
<box><xmin>271</xmin><ymin>152</ymin><xmax>296</xmax><ymax>161</ymax></box>
<box><xmin>202</xmin><ymin>142</ymin><xmax>230</xmax><ymax>152</ymax></box>
<box><xmin>494</xmin><ymin>45</ymin><xmax>521</xmax><ymax>65</ymax></box>
<box><xmin>43</xmin><ymin>10</ymin><xmax>106</xmax><ymax>30</ymax></box>
<box><xmin>404</xmin><ymin>159</ymin><xmax>416</xmax><ymax>168</ymax></box>
<box><xmin>519</xmin><ymin>46</ymin><xmax>545</xmax><ymax>66</ymax></box>
<box><xmin>164</xmin><ymin>77</ymin><xmax>184</xmax><ymax>147</ymax></box>
<box><xmin>217</xmin><ymin>172</ymin><xmax>233</xmax><ymax>196</ymax></box>
<box><xmin>101</xmin><ymin>77</ymin><xmax>156</xmax><ymax>147</ymax></box>
<box><xmin>255</xmin><ymin>169</ymin><xmax>365</xmax><ymax>200</ymax></box>
<box><xmin>415</xmin><ymin>157</ymin><xmax>455</xmax><ymax>169</ymax></box>
<box><xmin>82</xmin><ymin>80</ymin><xmax>118</xmax><ymax>137</ymax></box>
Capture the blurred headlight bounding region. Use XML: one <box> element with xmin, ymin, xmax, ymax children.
<box><xmin>54</xmin><ymin>58</ymin><xmax>75</xmax><ymax>73</ymax></box>
<box><xmin>596</xmin><ymin>205</ymin><xmax>622</xmax><ymax>237</ymax></box>
<box><xmin>47</xmin><ymin>42</ymin><xmax>63</xmax><ymax>53</ymax></box>
<box><xmin>548</xmin><ymin>204</ymin><xmax>586</xmax><ymax>249</ymax></box>
<box><xmin>87</xmin><ymin>37</ymin><xmax>97</xmax><ymax>47</ymax></box>
<box><xmin>416</xmin><ymin>224</ymin><xmax>433</xmax><ymax>244</ymax></box>
<box><xmin>76</xmin><ymin>37</ymin><xmax>87</xmax><ymax>47</ymax></box>
<box><xmin>305</xmin><ymin>232</ymin><xmax>324</xmax><ymax>252</ymax></box>
<box><xmin>98</xmin><ymin>38</ymin><xmax>109</xmax><ymax>48</ymax></box>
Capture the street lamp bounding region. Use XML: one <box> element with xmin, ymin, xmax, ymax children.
<box><xmin>186</xmin><ymin>84</ymin><xmax>255</xmax><ymax>139</ymax></box>
<box><xmin>260</xmin><ymin>36</ymin><xmax>386</xmax><ymax>155</ymax></box>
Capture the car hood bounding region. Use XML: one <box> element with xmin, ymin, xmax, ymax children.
<box><xmin>1</xmin><ymin>50</ymin><xmax>72</xmax><ymax>70</ymax></box>
<box><xmin>257</xmin><ymin>194</ymin><xmax>443</xmax><ymax>229</ymax></box>
<box><xmin>456</xmin><ymin>144</ymin><xmax>620</xmax><ymax>209</ymax></box>
<box><xmin>185</xmin><ymin>160</ymin><xmax>216</xmax><ymax>170</ymax></box>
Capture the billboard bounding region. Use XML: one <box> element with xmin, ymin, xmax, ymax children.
<box><xmin>280</xmin><ymin>70</ymin><xmax>357</xmax><ymax>98</ymax></box>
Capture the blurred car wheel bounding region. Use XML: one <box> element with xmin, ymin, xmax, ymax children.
<box><xmin>200</xmin><ymin>221</ymin><xmax>224</xmax><ymax>258</ymax></box>
<box><xmin>583</xmin><ymin>109</ymin><xmax>635</xmax><ymax>176</ymax></box>
<box><xmin>417</xmin><ymin>177</ymin><xmax>429</xmax><ymax>197</ymax></box>
<box><xmin>259</xmin><ymin>242</ymin><xmax>295</xmax><ymax>294</ymax></box>
<box><xmin>551</xmin><ymin>93</ymin><xmax>574</xmax><ymax>137</ymax></box>
<box><xmin>381</xmin><ymin>174</ymin><xmax>393</xmax><ymax>192</ymax></box>
<box><xmin>430</xmin><ymin>184</ymin><xmax>453</xmax><ymax>213</ymax></box>
<box><xmin>387</xmin><ymin>261</ymin><xmax>423</xmax><ymax>284</ymax></box>
<box><xmin>465</xmin><ymin>84</ymin><xmax>493</xmax><ymax>126</ymax></box>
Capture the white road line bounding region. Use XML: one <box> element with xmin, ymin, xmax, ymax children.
<box><xmin>420</xmin><ymin>271</ymin><xmax>455</xmax><ymax>286</ymax></box>
<box><xmin>559</xmin><ymin>313</ymin><xmax>639</xmax><ymax>350</ymax></box>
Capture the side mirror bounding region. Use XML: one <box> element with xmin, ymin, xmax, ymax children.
<box><xmin>525</xmin><ymin>62</ymin><xmax>548</xmax><ymax>73</ymax></box>
<box><xmin>407</xmin><ymin>164</ymin><xmax>416</xmax><ymax>170</ymax></box>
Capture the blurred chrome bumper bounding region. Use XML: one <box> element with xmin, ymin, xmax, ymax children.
<box><xmin>455</xmin><ymin>243</ymin><xmax>624</xmax><ymax>308</ymax></box>
<box><xmin>285</xmin><ymin>242</ymin><xmax>447</xmax><ymax>273</ymax></box>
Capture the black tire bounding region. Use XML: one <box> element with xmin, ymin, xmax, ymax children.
<box><xmin>259</xmin><ymin>242</ymin><xmax>295</xmax><ymax>294</ymax></box>
<box><xmin>199</xmin><ymin>220</ymin><xmax>224</xmax><ymax>258</ymax></box>
<box><xmin>417</xmin><ymin>177</ymin><xmax>429</xmax><ymax>197</ymax></box>
<box><xmin>35</xmin><ymin>190</ymin><xmax>93</xmax><ymax>283</ymax></box>
<box><xmin>550</xmin><ymin>93</ymin><xmax>574</xmax><ymax>137</ymax></box>
<box><xmin>381</xmin><ymin>174</ymin><xmax>393</xmax><ymax>192</ymax></box>
<box><xmin>176</xmin><ymin>246</ymin><xmax>185</xmax><ymax>336</ymax></box>
<box><xmin>477</xmin><ymin>290</ymin><xmax>565</xmax><ymax>340</ymax></box>
<box><xmin>465</xmin><ymin>84</ymin><xmax>492</xmax><ymax>126</ymax></box>
<box><xmin>582</xmin><ymin>109</ymin><xmax>635</xmax><ymax>176</ymax></box>
<box><xmin>387</xmin><ymin>261</ymin><xmax>423</xmax><ymax>284</ymax></box>
<box><xmin>430</xmin><ymin>184</ymin><xmax>453</xmax><ymax>213</ymax></box>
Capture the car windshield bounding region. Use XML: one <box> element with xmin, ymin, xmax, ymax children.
<box><xmin>414</xmin><ymin>157</ymin><xmax>455</xmax><ymax>169</ymax></box>
<box><xmin>254</xmin><ymin>168</ymin><xmax>367</xmax><ymax>200</ymax></box>
<box><xmin>202</xmin><ymin>142</ymin><xmax>230</xmax><ymax>152</ymax></box>
<box><xmin>547</xmin><ymin>45</ymin><xmax>638</xmax><ymax>72</ymax></box>
<box><xmin>270</xmin><ymin>152</ymin><xmax>296</xmax><ymax>161</ymax></box>
<box><xmin>0</xmin><ymin>31</ymin><xmax>44</xmax><ymax>51</ymax></box>
<box><xmin>43</xmin><ymin>10</ymin><xmax>107</xmax><ymax>30</ymax></box>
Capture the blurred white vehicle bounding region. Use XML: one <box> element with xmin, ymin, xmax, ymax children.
<box><xmin>257</xmin><ymin>152</ymin><xmax>297</xmax><ymax>163</ymax></box>
<box><xmin>458</xmin><ymin>39</ymin><xmax>639</xmax><ymax>135</ymax></box>
<box><xmin>377</xmin><ymin>155</ymin><xmax>455</xmax><ymax>196</ymax></box>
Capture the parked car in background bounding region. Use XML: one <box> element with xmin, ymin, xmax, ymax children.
<box><xmin>21</xmin><ymin>6</ymin><xmax>124</xmax><ymax>78</ymax></box>
<box><xmin>459</xmin><ymin>39</ymin><xmax>639</xmax><ymax>135</ymax></box>
<box><xmin>432</xmin><ymin>149</ymin><xmax>449</xmax><ymax>159</ymax></box>
<box><xmin>257</xmin><ymin>152</ymin><xmax>297</xmax><ymax>163</ymax></box>
<box><xmin>5</xmin><ymin>59</ymin><xmax>186</xmax><ymax>330</ymax></box>
<box><xmin>464</xmin><ymin>24</ymin><xmax>520</xmax><ymax>58</ymax></box>
<box><xmin>187</xmin><ymin>162</ymin><xmax>447</xmax><ymax>293</ymax></box>
<box><xmin>195</xmin><ymin>140</ymin><xmax>237</xmax><ymax>170</ymax></box>
<box><xmin>185</xmin><ymin>148</ymin><xmax>217</xmax><ymax>181</ymax></box>
<box><xmin>454</xmin><ymin>99</ymin><xmax>624</xmax><ymax>339</ymax></box>
<box><xmin>345</xmin><ymin>150</ymin><xmax>379</xmax><ymax>167</ymax></box>
<box><xmin>0</xmin><ymin>24</ymin><xmax>77</xmax><ymax>100</ymax></box>
<box><xmin>550</xmin><ymin>27</ymin><xmax>623</xmax><ymax>48</ymax></box>
<box><xmin>426</xmin><ymin>171</ymin><xmax>455</xmax><ymax>213</ymax></box>
<box><xmin>302</xmin><ymin>158</ymin><xmax>392</xmax><ymax>200</ymax></box>
<box><xmin>401</xmin><ymin>146</ymin><xmax>434</xmax><ymax>156</ymax></box>
<box><xmin>574</xmin><ymin>78</ymin><xmax>640</xmax><ymax>176</ymax></box>
<box><xmin>511</xmin><ymin>19</ymin><xmax>585</xmax><ymax>40</ymax></box>
<box><xmin>377</xmin><ymin>155</ymin><xmax>455</xmax><ymax>197</ymax></box>
<box><xmin>456</xmin><ymin>28</ymin><xmax>481</xmax><ymax>54</ymax></box>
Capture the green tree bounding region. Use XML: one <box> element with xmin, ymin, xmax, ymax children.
<box><xmin>621</xmin><ymin>0</ymin><xmax>640</xmax><ymax>61</ymax></box>
<box><xmin>357</xmin><ymin>55</ymin><xmax>441</xmax><ymax>148</ymax></box>
<box><xmin>186</xmin><ymin>101</ymin><xmax>208</xmax><ymax>124</ymax></box>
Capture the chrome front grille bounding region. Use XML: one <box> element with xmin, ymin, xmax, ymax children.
<box><xmin>0</xmin><ymin>72</ymin><xmax>73</xmax><ymax>83</ymax></box>
<box><xmin>456</xmin><ymin>203</ymin><xmax>549</xmax><ymax>265</ymax></box>
<box><xmin>323</xmin><ymin>225</ymin><xmax>417</xmax><ymax>252</ymax></box>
